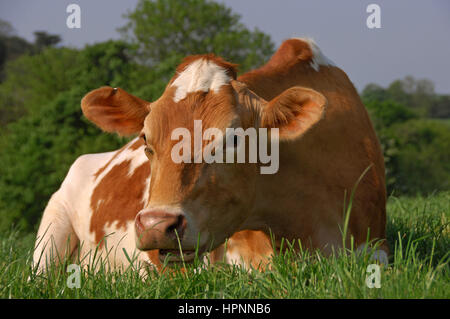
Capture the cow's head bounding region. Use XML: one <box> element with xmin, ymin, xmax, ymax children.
<box><xmin>82</xmin><ymin>54</ymin><xmax>327</xmax><ymax>262</ymax></box>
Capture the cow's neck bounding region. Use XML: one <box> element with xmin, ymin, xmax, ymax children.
<box><xmin>237</xmin><ymin>64</ymin><xmax>342</xmax><ymax>244</ymax></box>
<box><xmin>239</xmin><ymin>146</ymin><xmax>313</xmax><ymax>243</ymax></box>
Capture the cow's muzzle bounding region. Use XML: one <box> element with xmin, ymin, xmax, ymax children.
<box><xmin>135</xmin><ymin>210</ymin><xmax>187</xmax><ymax>251</ymax></box>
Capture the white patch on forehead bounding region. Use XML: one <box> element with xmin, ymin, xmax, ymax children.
<box><xmin>293</xmin><ymin>37</ymin><xmax>336</xmax><ymax>71</ymax></box>
<box><xmin>170</xmin><ymin>58</ymin><xmax>231</xmax><ymax>102</ymax></box>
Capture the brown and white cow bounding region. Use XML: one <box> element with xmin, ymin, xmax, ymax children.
<box><xmin>33</xmin><ymin>37</ymin><xmax>388</xmax><ymax>273</ymax></box>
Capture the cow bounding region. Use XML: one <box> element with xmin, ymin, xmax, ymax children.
<box><xmin>33</xmin><ymin>37</ymin><xmax>388</xmax><ymax>274</ymax></box>
<box><xmin>82</xmin><ymin>37</ymin><xmax>389</xmax><ymax>263</ymax></box>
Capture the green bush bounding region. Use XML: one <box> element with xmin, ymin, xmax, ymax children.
<box><xmin>384</xmin><ymin>119</ymin><xmax>450</xmax><ymax>195</ymax></box>
<box><xmin>365</xmin><ymin>100</ymin><xmax>418</xmax><ymax>128</ymax></box>
<box><xmin>0</xmin><ymin>47</ymin><xmax>80</xmax><ymax>125</ymax></box>
<box><xmin>0</xmin><ymin>88</ymin><xmax>127</xmax><ymax>231</ymax></box>
<box><xmin>362</xmin><ymin>76</ymin><xmax>449</xmax><ymax>120</ymax></box>
<box><xmin>0</xmin><ymin>40</ymin><xmax>142</xmax><ymax>230</ymax></box>
<box><xmin>364</xmin><ymin>96</ymin><xmax>449</xmax><ymax>196</ymax></box>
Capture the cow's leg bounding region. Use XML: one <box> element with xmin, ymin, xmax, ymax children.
<box><xmin>32</xmin><ymin>191</ymin><xmax>78</xmax><ymax>273</ymax></box>
<box><xmin>312</xmin><ymin>221</ymin><xmax>389</xmax><ymax>264</ymax></box>
<box><xmin>209</xmin><ymin>230</ymin><xmax>273</xmax><ymax>271</ymax></box>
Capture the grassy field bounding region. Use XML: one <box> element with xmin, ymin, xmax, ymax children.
<box><xmin>0</xmin><ymin>192</ymin><xmax>448</xmax><ymax>299</ymax></box>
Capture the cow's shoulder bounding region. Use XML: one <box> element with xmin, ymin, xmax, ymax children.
<box><xmin>54</xmin><ymin>151</ymin><xmax>113</xmax><ymax>206</ymax></box>
<box><xmin>87</xmin><ymin>138</ymin><xmax>151</xmax><ymax>243</ymax></box>
<box><xmin>57</xmin><ymin>138</ymin><xmax>147</xmax><ymax>213</ymax></box>
<box><xmin>67</xmin><ymin>137</ymin><xmax>145</xmax><ymax>182</ymax></box>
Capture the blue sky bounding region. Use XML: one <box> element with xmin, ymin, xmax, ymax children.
<box><xmin>1</xmin><ymin>0</ymin><xmax>449</xmax><ymax>93</ymax></box>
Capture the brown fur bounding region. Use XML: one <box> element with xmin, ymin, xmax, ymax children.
<box><xmin>90</xmin><ymin>160</ymin><xmax>151</xmax><ymax>244</ymax></box>
<box><xmin>93</xmin><ymin>145</ymin><xmax>126</xmax><ymax>180</ymax></box>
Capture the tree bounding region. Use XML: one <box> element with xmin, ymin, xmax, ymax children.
<box><xmin>386</xmin><ymin>76</ymin><xmax>436</xmax><ymax>116</ymax></box>
<box><xmin>33</xmin><ymin>31</ymin><xmax>61</xmax><ymax>52</ymax></box>
<box><xmin>119</xmin><ymin>0</ymin><xmax>274</xmax><ymax>73</ymax></box>
<box><xmin>429</xmin><ymin>95</ymin><xmax>450</xmax><ymax>118</ymax></box>
<box><xmin>0</xmin><ymin>47</ymin><xmax>80</xmax><ymax>125</ymax></box>
<box><xmin>362</xmin><ymin>76</ymin><xmax>448</xmax><ymax>119</ymax></box>
<box><xmin>0</xmin><ymin>40</ymin><xmax>142</xmax><ymax>126</ymax></box>
<box><xmin>0</xmin><ymin>20</ymin><xmax>34</xmax><ymax>81</ymax></box>
<box><xmin>361</xmin><ymin>83</ymin><xmax>388</xmax><ymax>102</ymax></box>
<box><xmin>363</xmin><ymin>86</ymin><xmax>449</xmax><ymax>195</ymax></box>
<box><xmin>0</xmin><ymin>23</ymin><xmax>62</xmax><ymax>82</ymax></box>
<box><xmin>0</xmin><ymin>20</ymin><xmax>15</xmax><ymax>37</ymax></box>
<box><xmin>365</xmin><ymin>100</ymin><xmax>417</xmax><ymax>128</ymax></box>
<box><xmin>364</xmin><ymin>99</ymin><xmax>418</xmax><ymax>191</ymax></box>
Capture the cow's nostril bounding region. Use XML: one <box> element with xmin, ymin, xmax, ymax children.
<box><xmin>166</xmin><ymin>214</ymin><xmax>186</xmax><ymax>240</ymax></box>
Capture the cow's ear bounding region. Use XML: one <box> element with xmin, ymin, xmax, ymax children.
<box><xmin>81</xmin><ymin>86</ymin><xmax>150</xmax><ymax>136</ymax></box>
<box><xmin>260</xmin><ymin>86</ymin><xmax>327</xmax><ymax>140</ymax></box>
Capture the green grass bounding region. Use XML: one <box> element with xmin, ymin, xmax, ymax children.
<box><xmin>0</xmin><ymin>192</ymin><xmax>448</xmax><ymax>298</ymax></box>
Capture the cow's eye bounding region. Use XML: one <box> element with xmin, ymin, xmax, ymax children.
<box><xmin>144</xmin><ymin>146</ymin><xmax>154</xmax><ymax>157</ymax></box>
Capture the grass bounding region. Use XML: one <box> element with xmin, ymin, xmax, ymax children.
<box><xmin>0</xmin><ymin>192</ymin><xmax>448</xmax><ymax>298</ymax></box>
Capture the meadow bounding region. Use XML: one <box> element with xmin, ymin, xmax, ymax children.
<box><xmin>1</xmin><ymin>192</ymin><xmax>448</xmax><ymax>299</ymax></box>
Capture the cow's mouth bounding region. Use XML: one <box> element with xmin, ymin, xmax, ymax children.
<box><xmin>159</xmin><ymin>249</ymin><xmax>201</xmax><ymax>263</ymax></box>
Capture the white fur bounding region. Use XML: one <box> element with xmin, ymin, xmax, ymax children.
<box><xmin>170</xmin><ymin>58</ymin><xmax>231</xmax><ymax>102</ymax></box>
<box><xmin>225</xmin><ymin>250</ymin><xmax>245</xmax><ymax>266</ymax></box>
<box><xmin>293</xmin><ymin>37</ymin><xmax>336</xmax><ymax>71</ymax></box>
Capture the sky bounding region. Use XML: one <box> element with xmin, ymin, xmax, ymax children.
<box><xmin>0</xmin><ymin>0</ymin><xmax>449</xmax><ymax>93</ymax></box>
